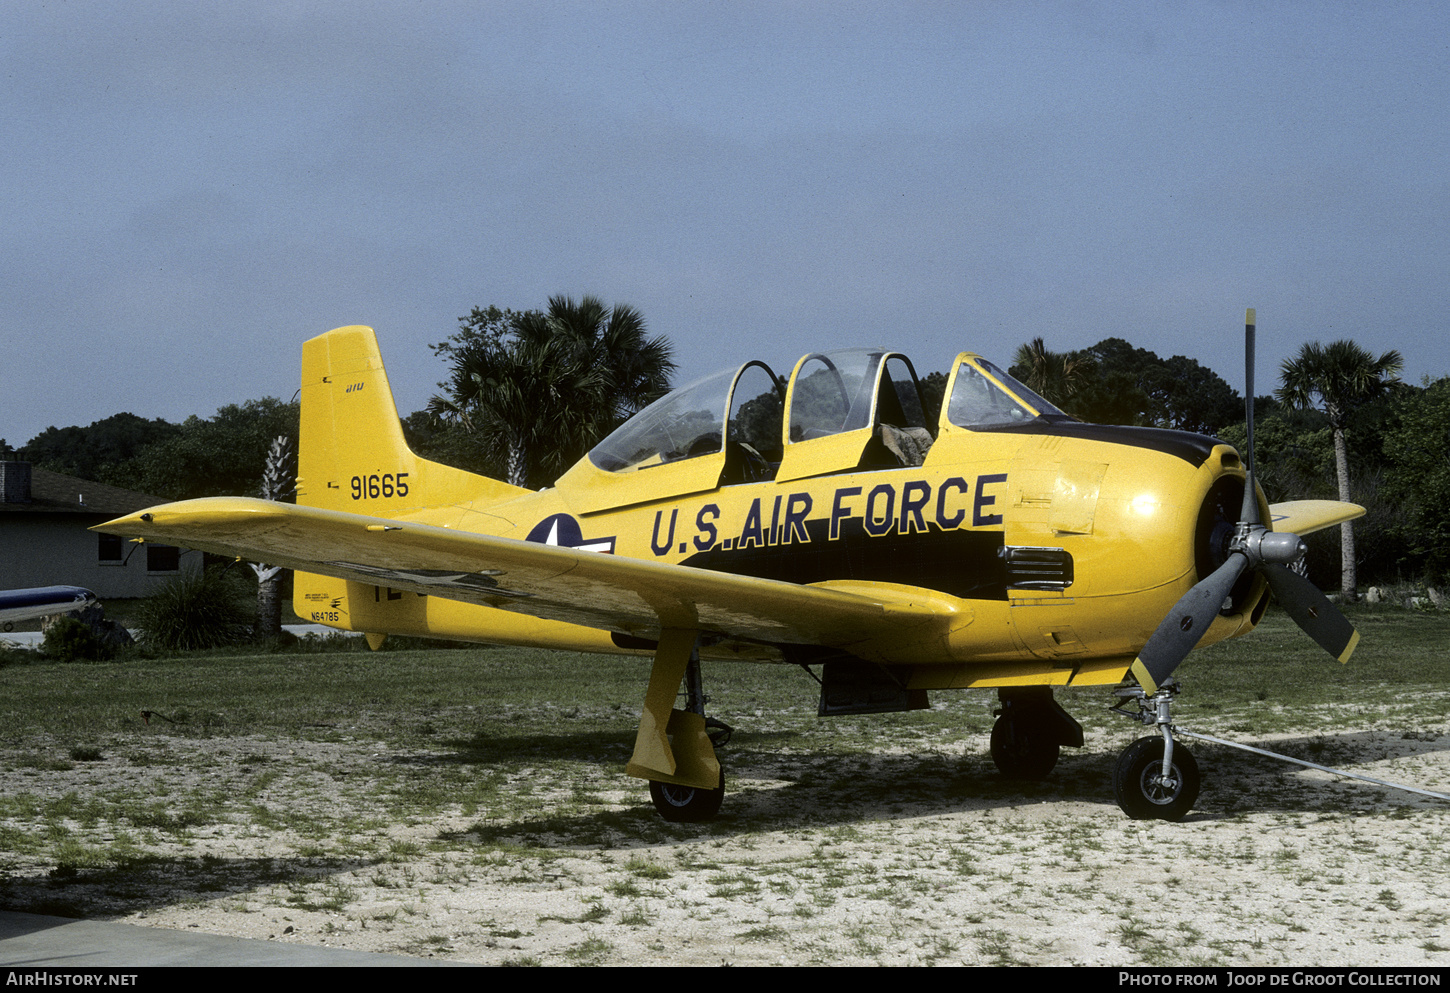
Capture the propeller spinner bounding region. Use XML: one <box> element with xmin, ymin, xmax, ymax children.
<box><xmin>1128</xmin><ymin>310</ymin><xmax>1360</xmax><ymax>694</ymax></box>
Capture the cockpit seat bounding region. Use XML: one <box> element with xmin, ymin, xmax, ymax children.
<box><xmin>876</xmin><ymin>423</ymin><xmax>933</xmax><ymax>467</ymax></box>
<box><xmin>721</xmin><ymin>441</ymin><xmax>773</xmax><ymax>486</ymax></box>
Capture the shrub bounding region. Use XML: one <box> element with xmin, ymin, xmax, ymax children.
<box><xmin>135</xmin><ymin>567</ymin><xmax>252</xmax><ymax>651</ymax></box>
<box><xmin>41</xmin><ymin>617</ymin><xmax>113</xmax><ymax>662</ymax></box>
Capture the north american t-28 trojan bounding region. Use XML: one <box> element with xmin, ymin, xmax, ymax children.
<box><xmin>101</xmin><ymin>311</ymin><xmax>1362</xmax><ymax>822</ymax></box>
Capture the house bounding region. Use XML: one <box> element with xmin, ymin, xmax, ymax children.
<box><xmin>0</xmin><ymin>460</ymin><xmax>200</xmax><ymax>599</ymax></box>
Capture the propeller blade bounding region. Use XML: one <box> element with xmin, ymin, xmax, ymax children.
<box><xmin>1240</xmin><ymin>309</ymin><xmax>1262</xmax><ymax>527</ymax></box>
<box><xmin>1131</xmin><ymin>552</ymin><xmax>1250</xmax><ymax>694</ymax></box>
<box><xmin>1262</xmin><ymin>562</ymin><xmax>1360</xmax><ymax>663</ymax></box>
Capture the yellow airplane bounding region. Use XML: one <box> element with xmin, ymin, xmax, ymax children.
<box><xmin>99</xmin><ymin>310</ymin><xmax>1362</xmax><ymax>822</ymax></box>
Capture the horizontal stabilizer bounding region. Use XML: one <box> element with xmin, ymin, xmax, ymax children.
<box><xmin>1269</xmin><ymin>500</ymin><xmax>1365</xmax><ymax>536</ymax></box>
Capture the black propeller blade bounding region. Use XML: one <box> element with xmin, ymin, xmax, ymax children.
<box><xmin>1130</xmin><ymin>553</ymin><xmax>1249</xmax><ymax>693</ymax></box>
<box><xmin>1262</xmin><ymin>563</ymin><xmax>1359</xmax><ymax>663</ymax></box>
<box><xmin>1129</xmin><ymin>310</ymin><xmax>1360</xmax><ymax>694</ymax></box>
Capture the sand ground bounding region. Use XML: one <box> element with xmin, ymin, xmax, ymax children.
<box><xmin>2</xmin><ymin>704</ymin><xmax>1447</xmax><ymax>967</ymax></box>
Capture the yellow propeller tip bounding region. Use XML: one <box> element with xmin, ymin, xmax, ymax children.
<box><xmin>1129</xmin><ymin>658</ymin><xmax>1159</xmax><ymax>695</ymax></box>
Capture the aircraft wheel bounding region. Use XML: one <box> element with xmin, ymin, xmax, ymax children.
<box><xmin>990</xmin><ymin>715</ymin><xmax>1060</xmax><ymax>780</ymax></box>
<box><xmin>649</xmin><ymin>770</ymin><xmax>725</xmax><ymax>823</ymax></box>
<box><xmin>1113</xmin><ymin>736</ymin><xmax>1200</xmax><ymax>821</ymax></box>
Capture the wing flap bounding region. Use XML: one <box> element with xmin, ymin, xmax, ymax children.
<box><xmin>97</xmin><ymin>497</ymin><xmax>951</xmax><ymax>650</ymax></box>
<box><xmin>1269</xmin><ymin>499</ymin><xmax>1365</xmax><ymax>536</ymax></box>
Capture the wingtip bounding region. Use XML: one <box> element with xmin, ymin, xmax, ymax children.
<box><xmin>90</xmin><ymin>510</ymin><xmax>146</xmax><ymax>534</ymax></box>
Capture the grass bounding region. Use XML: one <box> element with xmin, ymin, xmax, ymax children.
<box><xmin>6</xmin><ymin>604</ymin><xmax>1441</xmax><ymax>746</ymax></box>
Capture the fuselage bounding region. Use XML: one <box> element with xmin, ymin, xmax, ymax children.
<box><xmin>297</xmin><ymin>344</ymin><xmax>1266</xmax><ymax>688</ymax></box>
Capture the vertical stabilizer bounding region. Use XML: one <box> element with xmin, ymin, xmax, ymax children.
<box><xmin>292</xmin><ymin>325</ymin><xmax>615</xmax><ymax>647</ymax></box>
<box><xmin>297</xmin><ymin>325</ymin><xmax>526</xmax><ymax>513</ymax></box>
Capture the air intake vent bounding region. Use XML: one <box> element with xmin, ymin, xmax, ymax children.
<box><xmin>1001</xmin><ymin>545</ymin><xmax>1074</xmax><ymax>591</ymax></box>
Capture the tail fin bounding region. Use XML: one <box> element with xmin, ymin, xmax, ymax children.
<box><xmin>297</xmin><ymin>325</ymin><xmax>527</xmax><ymax>513</ymax></box>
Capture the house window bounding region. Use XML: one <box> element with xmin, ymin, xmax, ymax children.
<box><xmin>146</xmin><ymin>544</ymin><xmax>180</xmax><ymax>573</ymax></box>
<box><xmin>98</xmin><ymin>533</ymin><xmax>123</xmax><ymax>563</ymax></box>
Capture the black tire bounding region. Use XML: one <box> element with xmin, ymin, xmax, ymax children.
<box><xmin>1113</xmin><ymin>736</ymin><xmax>1200</xmax><ymax>821</ymax></box>
<box><xmin>649</xmin><ymin>770</ymin><xmax>725</xmax><ymax>823</ymax></box>
<box><xmin>990</xmin><ymin>715</ymin><xmax>1060</xmax><ymax>780</ymax></box>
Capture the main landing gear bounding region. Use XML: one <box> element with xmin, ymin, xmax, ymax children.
<box><xmin>1109</xmin><ymin>679</ymin><xmax>1201</xmax><ymax>821</ymax></box>
<box><xmin>629</xmin><ymin>632</ymin><xmax>1201</xmax><ymax>822</ymax></box>
<box><xmin>989</xmin><ymin>687</ymin><xmax>1085</xmax><ymax>780</ymax></box>
<box><xmin>649</xmin><ymin>661</ymin><xmax>732</xmax><ymax>823</ymax></box>
<box><xmin>634</xmin><ymin>634</ymin><xmax>734</xmax><ymax>823</ymax></box>
<box><xmin>649</xmin><ymin>762</ymin><xmax>726</xmax><ymax>823</ymax></box>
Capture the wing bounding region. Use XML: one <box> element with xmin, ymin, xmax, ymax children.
<box><xmin>1269</xmin><ymin>500</ymin><xmax>1365</xmax><ymax>536</ymax></box>
<box><xmin>97</xmin><ymin>498</ymin><xmax>961</xmax><ymax>654</ymax></box>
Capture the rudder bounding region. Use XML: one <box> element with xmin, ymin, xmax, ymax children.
<box><xmin>297</xmin><ymin>325</ymin><xmax>526</xmax><ymax>512</ymax></box>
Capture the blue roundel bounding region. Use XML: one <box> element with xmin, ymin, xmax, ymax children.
<box><xmin>525</xmin><ymin>514</ymin><xmax>617</xmax><ymax>554</ymax></box>
<box><xmin>526</xmin><ymin>514</ymin><xmax>586</xmax><ymax>545</ymax></box>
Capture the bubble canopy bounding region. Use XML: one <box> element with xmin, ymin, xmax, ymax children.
<box><xmin>588</xmin><ymin>361</ymin><xmax>784</xmax><ymax>474</ymax></box>
<box><xmin>945</xmin><ymin>357</ymin><xmax>1068</xmax><ymax>429</ymax></box>
<box><xmin>586</xmin><ymin>348</ymin><xmax>1067</xmax><ymax>475</ymax></box>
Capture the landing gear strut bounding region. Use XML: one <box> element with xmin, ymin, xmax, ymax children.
<box><xmin>1109</xmin><ymin>680</ymin><xmax>1200</xmax><ymax>821</ymax></box>
<box><xmin>644</xmin><ymin>640</ymin><xmax>732</xmax><ymax>823</ymax></box>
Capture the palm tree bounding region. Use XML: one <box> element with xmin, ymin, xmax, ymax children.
<box><xmin>430</xmin><ymin>296</ymin><xmax>674</xmax><ymax>488</ymax></box>
<box><xmin>250</xmin><ymin>435</ymin><xmax>296</xmax><ymax>637</ymax></box>
<box><xmin>1276</xmin><ymin>340</ymin><xmax>1402</xmax><ymax>596</ymax></box>
<box><xmin>532</xmin><ymin>294</ymin><xmax>676</xmax><ymax>439</ymax></box>
<box><xmin>1010</xmin><ymin>338</ymin><xmax>1093</xmax><ymax>408</ymax></box>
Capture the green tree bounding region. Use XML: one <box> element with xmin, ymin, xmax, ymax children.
<box><xmin>1067</xmin><ymin>367</ymin><xmax>1152</xmax><ymax>426</ymax></box>
<box><xmin>531</xmin><ymin>296</ymin><xmax>675</xmax><ymax>431</ymax></box>
<box><xmin>1276</xmin><ymin>340</ymin><xmax>1403</xmax><ymax>595</ymax></box>
<box><xmin>114</xmin><ymin>397</ymin><xmax>299</xmax><ymax>500</ymax></box>
<box><xmin>919</xmin><ymin>370</ymin><xmax>948</xmax><ymax>428</ymax></box>
<box><xmin>400</xmin><ymin>409</ymin><xmax>498</xmax><ymax>478</ymax></box>
<box><xmin>430</xmin><ymin>296</ymin><xmax>674</xmax><ymax>488</ymax></box>
<box><xmin>1384</xmin><ymin>377</ymin><xmax>1450</xmax><ymax>581</ymax></box>
<box><xmin>1074</xmin><ymin>338</ymin><xmax>1163</xmax><ymax>425</ymax></box>
<box><xmin>22</xmin><ymin>401</ymin><xmax>298</xmax><ymax>500</ymax></box>
<box><xmin>1154</xmin><ymin>355</ymin><xmax>1242</xmax><ymax>435</ymax></box>
<box><xmin>1059</xmin><ymin>337</ymin><xmax>1242</xmax><ymax>433</ymax></box>
<box><xmin>1005</xmin><ymin>336</ymin><xmax>1240</xmax><ymax>431</ymax></box>
<box><xmin>23</xmin><ymin>413</ymin><xmax>181</xmax><ymax>481</ymax></box>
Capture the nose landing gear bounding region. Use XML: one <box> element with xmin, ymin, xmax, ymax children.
<box><xmin>1110</xmin><ymin>680</ymin><xmax>1201</xmax><ymax>821</ymax></box>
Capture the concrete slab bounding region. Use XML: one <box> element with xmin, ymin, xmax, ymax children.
<box><xmin>0</xmin><ymin>912</ymin><xmax>461</xmax><ymax>967</ymax></box>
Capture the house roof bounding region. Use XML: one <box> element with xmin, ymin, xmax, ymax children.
<box><xmin>0</xmin><ymin>467</ymin><xmax>165</xmax><ymax>517</ymax></box>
